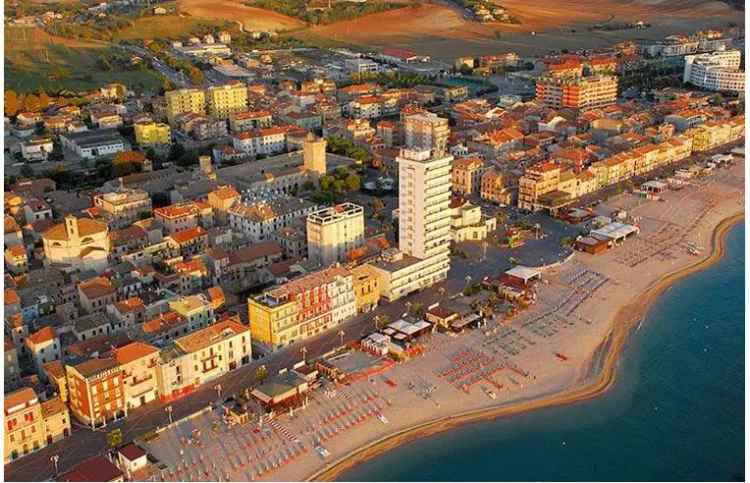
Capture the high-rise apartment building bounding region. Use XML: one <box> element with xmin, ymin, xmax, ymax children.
<box><xmin>683</xmin><ymin>49</ymin><xmax>744</xmax><ymax>92</ymax></box>
<box><xmin>307</xmin><ymin>203</ymin><xmax>365</xmax><ymax>266</ymax></box>
<box><xmin>165</xmin><ymin>89</ymin><xmax>206</xmax><ymax>123</ymax></box>
<box><xmin>207</xmin><ymin>82</ymin><xmax>248</xmax><ymax>118</ymax></box>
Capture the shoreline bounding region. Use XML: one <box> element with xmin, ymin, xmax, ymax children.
<box><xmin>309</xmin><ymin>211</ymin><xmax>744</xmax><ymax>482</ymax></box>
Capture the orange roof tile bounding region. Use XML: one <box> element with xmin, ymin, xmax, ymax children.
<box><xmin>114</xmin><ymin>341</ymin><xmax>158</xmax><ymax>365</ymax></box>
<box><xmin>27</xmin><ymin>326</ymin><xmax>56</xmax><ymax>346</ymax></box>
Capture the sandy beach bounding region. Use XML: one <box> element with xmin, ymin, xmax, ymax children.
<box><xmin>139</xmin><ymin>158</ymin><xmax>744</xmax><ymax>483</ymax></box>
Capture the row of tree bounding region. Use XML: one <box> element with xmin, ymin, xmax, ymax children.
<box><xmin>5</xmin><ymin>90</ymin><xmax>53</xmax><ymax>117</ymax></box>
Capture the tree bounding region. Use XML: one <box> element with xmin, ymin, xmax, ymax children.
<box><xmin>319</xmin><ymin>175</ymin><xmax>334</xmax><ymax>191</ymax></box>
<box><xmin>23</xmin><ymin>94</ymin><xmax>41</xmax><ymax>112</ymax></box>
<box><xmin>302</xmin><ymin>180</ymin><xmax>315</xmax><ymax>192</ymax></box>
<box><xmin>332</xmin><ymin>179</ymin><xmax>345</xmax><ymax>194</ymax></box>
<box><xmin>37</xmin><ymin>91</ymin><xmax>51</xmax><ymax>110</ymax></box>
<box><xmin>106</xmin><ymin>428</ymin><xmax>122</xmax><ymax>449</ymax></box>
<box><xmin>344</xmin><ymin>173</ymin><xmax>361</xmax><ymax>192</ymax></box>
<box><xmin>255</xmin><ymin>365</ymin><xmax>268</xmax><ymax>385</ymax></box>
<box><xmin>5</xmin><ymin>90</ymin><xmax>20</xmax><ymax>117</ymax></box>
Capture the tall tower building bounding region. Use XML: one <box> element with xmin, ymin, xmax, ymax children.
<box><xmin>303</xmin><ymin>133</ymin><xmax>327</xmax><ymax>175</ymax></box>
<box><xmin>397</xmin><ymin>148</ymin><xmax>452</xmax><ymax>260</ymax></box>
<box><xmin>307</xmin><ymin>202</ymin><xmax>364</xmax><ymax>266</ymax></box>
<box><xmin>403</xmin><ymin>112</ymin><xmax>450</xmax><ymax>155</ymax></box>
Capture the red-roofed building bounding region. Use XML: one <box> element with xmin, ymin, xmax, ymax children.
<box><xmin>114</xmin><ymin>342</ymin><xmax>159</xmax><ymax>409</ymax></box>
<box><xmin>58</xmin><ymin>455</ymin><xmax>124</xmax><ymax>482</ymax></box>
<box><xmin>26</xmin><ymin>326</ymin><xmax>60</xmax><ymax>372</ymax></box>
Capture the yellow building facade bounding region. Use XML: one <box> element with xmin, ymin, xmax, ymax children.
<box><xmin>207</xmin><ymin>83</ymin><xmax>248</xmax><ymax>118</ymax></box>
<box><xmin>247</xmin><ymin>294</ymin><xmax>299</xmax><ymax>349</ymax></box>
<box><xmin>351</xmin><ymin>264</ymin><xmax>381</xmax><ymax>314</ymax></box>
<box><xmin>165</xmin><ymin>89</ymin><xmax>206</xmax><ymax>123</ymax></box>
<box><xmin>134</xmin><ymin>121</ymin><xmax>171</xmax><ymax>146</ymax></box>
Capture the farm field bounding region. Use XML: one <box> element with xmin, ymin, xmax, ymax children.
<box><xmin>112</xmin><ymin>14</ymin><xmax>227</xmax><ymax>41</ymax></box>
<box><xmin>5</xmin><ymin>27</ymin><xmax>163</xmax><ymax>93</ymax></box>
<box><xmin>176</xmin><ymin>0</ymin><xmax>306</xmax><ymax>32</ymax></box>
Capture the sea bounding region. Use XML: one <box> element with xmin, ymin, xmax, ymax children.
<box><xmin>342</xmin><ymin>223</ymin><xmax>745</xmax><ymax>482</ymax></box>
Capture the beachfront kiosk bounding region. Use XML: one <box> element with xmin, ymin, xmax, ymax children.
<box><xmin>504</xmin><ymin>265</ymin><xmax>542</xmax><ymax>287</ymax></box>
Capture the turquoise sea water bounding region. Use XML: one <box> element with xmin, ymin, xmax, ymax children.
<box><xmin>342</xmin><ymin>224</ymin><xmax>745</xmax><ymax>482</ymax></box>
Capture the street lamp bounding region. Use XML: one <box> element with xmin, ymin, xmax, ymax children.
<box><xmin>301</xmin><ymin>346</ymin><xmax>308</xmax><ymax>364</ymax></box>
<box><xmin>165</xmin><ymin>405</ymin><xmax>173</xmax><ymax>425</ymax></box>
<box><xmin>215</xmin><ymin>384</ymin><xmax>222</xmax><ymax>400</ymax></box>
<box><xmin>50</xmin><ymin>455</ymin><xmax>59</xmax><ymax>475</ymax></box>
<box><xmin>337</xmin><ymin>330</ymin><xmax>345</xmax><ymax>348</ymax></box>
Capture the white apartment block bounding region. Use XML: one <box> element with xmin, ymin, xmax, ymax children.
<box><xmin>228</xmin><ymin>196</ymin><xmax>317</xmax><ymax>242</ymax></box>
<box><xmin>684</xmin><ymin>49</ymin><xmax>745</xmax><ymax>93</ymax></box>
<box><xmin>232</xmin><ymin>127</ymin><xmax>288</xmax><ymax>157</ymax></box>
<box><xmin>307</xmin><ymin>203</ymin><xmax>365</xmax><ymax>267</ymax></box>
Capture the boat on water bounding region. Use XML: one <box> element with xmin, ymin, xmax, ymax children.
<box><xmin>377</xmin><ymin>414</ymin><xmax>389</xmax><ymax>424</ymax></box>
<box><xmin>487</xmin><ymin>390</ymin><xmax>497</xmax><ymax>400</ymax></box>
<box><xmin>315</xmin><ymin>446</ymin><xmax>330</xmax><ymax>458</ymax></box>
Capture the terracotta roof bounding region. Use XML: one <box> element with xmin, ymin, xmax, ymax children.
<box><xmin>228</xmin><ymin>242</ymin><xmax>281</xmax><ymax>266</ymax></box>
<box><xmin>210</xmin><ymin>185</ymin><xmax>240</xmax><ymax>201</ymax></box>
<box><xmin>114</xmin><ymin>297</ymin><xmax>145</xmax><ymax>313</ymax></box>
<box><xmin>268</xmin><ymin>266</ymin><xmax>350</xmax><ymax>299</ymax></box>
<box><xmin>176</xmin><ymin>317</ymin><xmax>248</xmax><ymax>354</ymax></box>
<box><xmin>43</xmin><ymin>360</ymin><xmax>66</xmax><ymax>380</ymax></box>
<box><xmin>71</xmin><ymin>357</ymin><xmax>119</xmax><ymax>379</ymax></box>
<box><xmin>41</xmin><ymin>397</ymin><xmax>67</xmax><ymax>417</ymax></box>
<box><xmin>42</xmin><ymin>217</ymin><xmax>107</xmax><ymax>241</ymax></box>
<box><xmin>153</xmin><ymin>203</ymin><xmax>198</xmax><ymax>220</ymax></box>
<box><xmin>6</xmin><ymin>245</ymin><xmax>26</xmax><ymax>257</ymax></box>
<box><xmin>5</xmin><ymin>288</ymin><xmax>21</xmax><ymax>305</ymax></box>
<box><xmin>27</xmin><ymin>326</ymin><xmax>56</xmax><ymax>346</ymax></box>
<box><xmin>453</xmin><ymin>157</ymin><xmax>484</xmax><ymax>171</ymax></box>
<box><xmin>5</xmin><ymin>215</ymin><xmax>20</xmax><ymax>233</ymax></box>
<box><xmin>4</xmin><ymin>387</ymin><xmax>38</xmax><ymax>414</ymax></box>
<box><xmin>168</xmin><ymin>226</ymin><xmax>206</xmax><ymax>245</ymax></box>
<box><xmin>78</xmin><ymin>277</ymin><xmax>115</xmax><ymax>299</ymax></box>
<box><xmin>114</xmin><ymin>341</ymin><xmax>158</xmax><ymax>365</ymax></box>
<box><xmin>142</xmin><ymin>311</ymin><xmax>186</xmax><ymax>335</ymax></box>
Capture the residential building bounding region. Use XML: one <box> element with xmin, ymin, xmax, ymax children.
<box><xmin>78</xmin><ymin>276</ymin><xmax>117</xmax><ymax>315</ymax></box>
<box><xmin>41</xmin><ymin>397</ymin><xmax>70</xmax><ymax>447</ymax></box>
<box><xmin>113</xmin><ymin>341</ymin><xmax>159</xmax><ymax>410</ymax></box>
<box><xmin>229</xmin><ymin>195</ymin><xmax>317</xmax><ymax>242</ymax></box>
<box><xmin>450</xmin><ymin>200</ymin><xmax>497</xmax><ymax>242</ymax></box>
<box><xmin>481</xmin><ymin>167</ymin><xmax>513</xmax><ymax>205</ymax></box>
<box><xmin>156</xmin><ymin>317</ymin><xmax>251</xmax><ymax>401</ymax></box>
<box><xmin>229</xmin><ymin>110</ymin><xmax>273</xmax><ymax>132</ymax></box>
<box><xmin>41</xmin><ymin>215</ymin><xmax>110</xmax><ymax>272</ymax></box>
<box><xmin>683</xmin><ymin>49</ymin><xmax>745</xmax><ymax>92</ymax></box>
<box><xmin>535</xmin><ymin>75</ymin><xmax>618</xmax><ymax>111</ymax></box>
<box><xmin>351</xmin><ymin>264</ymin><xmax>380</xmax><ymax>314</ymax></box>
<box><xmin>25</xmin><ymin>326</ymin><xmax>60</xmax><ymax>373</ymax></box>
<box><xmin>4</xmin><ymin>245</ymin><xmax>28</xmax><ymax>275</ymax></box>
<box><xmin>168</xmin><ymin>294</ymin><xmax>215</xmax><ymax>333</ymax></box>
<box><xmin>58</xmin><ymin>455</ymin><xmax>124</xmax><ymax>482</ymax></box>
<box><xmin>65</xmin><ymin>358</ymin><xmax>125</xmax><ymax>428</ymax></box>
<box><xmin>248</xmin><ymin>266</ymin><xmax>355</xmax><ymax>350</ymax></box>
<box><xmin>134</xmin><ymin>121</ymin><xmax>171</xmax><ymax>146</ymax></box>
<box><xmin>153</xmin><ymin>202</ymin><xmax>201</xmax><ymax>234</ymax></box>
<box><xmin>451</xmin><ymin>157</ymin><xmax>485</xmax><ymax>195</ymax></box>
<box><xmin>206</xmin><ymin>185</ymin><xmax>241</xmax><ymax>224</ymax></box>
<box><xmin>307</xmin><ymin>203</ymin><xmax>365</xmax><ymax>266</ymax></box>
<box><xmin>207</xmin><ymin>82</ymin><xmax>248</xmax><ymax>118</ymax></box>
<box><xmin>165</xmin><ymin>89</ymin><xmax>206</xmax><ymax>123</ymax></box>
<box><xmin>686</xmin><ymin>116</ymin><xmax>745</xmax><ymax>152</ymax></box>
<box><xmin>93</xmin><ymin>188</ymin><xmax>152</xmax><ymax>228</ymax></box>
<box><xmin>345</xmin><ymin>58</ymin><xmax>380</xmax><ymax>75</ymax></box>
<box><xmin>232</xmin><ymin>126</ymin><xmax>288</xmax><ymax>157</ymax></box>
<box><xmin>20</xmin><ymin>137</ymin><xmax>54</xmax><ymax>162</ymax></box>
<box><xmin>4</xmin><ymin>388</ymin><xmax>44</xmax><ymax>463</ymax></box>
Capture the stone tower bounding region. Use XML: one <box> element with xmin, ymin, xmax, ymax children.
<box><xmin>303</xmin><ymin>133</ymin><xmax>327</xmax><ymax>176</ymax></box>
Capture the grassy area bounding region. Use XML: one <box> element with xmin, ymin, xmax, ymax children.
<box><xmin>246</xmin><ymin>0</ymin><xmax>406</xmax><ymax>25</ymax></box>
<box><xmin>5</xmin><ymin>28</ymin><xmax>163</xmax><ymax>93</ymax></box>
<box><xmin>112</xmin><ymin>14</ymin><xmax>226</xmax><ymax>41</ymax></box>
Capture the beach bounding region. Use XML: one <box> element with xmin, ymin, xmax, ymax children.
<box><xmin>139</xmin><ymin>158</ymin><xmax>744</xmax><ymax>483</ymax></box>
